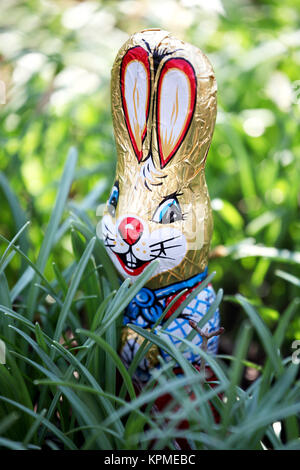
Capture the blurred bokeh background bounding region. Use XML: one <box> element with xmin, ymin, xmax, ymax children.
<box><xmin>1</xmin><ymin>0</ymin><xmax>300</xmax><ymax>361</ymax></box>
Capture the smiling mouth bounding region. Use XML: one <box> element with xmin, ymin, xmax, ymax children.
<box><xmin>115</xmin><ymin>250</ymin><xmax>150</xmax><ymax>276</ymax></box>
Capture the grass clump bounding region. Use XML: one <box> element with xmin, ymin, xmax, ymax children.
<box><xmin>0</xmin><ymin>153</ymin><xmax>299</xmax><ymax>450</ymax></box>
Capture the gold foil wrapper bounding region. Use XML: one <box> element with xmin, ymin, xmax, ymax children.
<box><xmin>120</xmin><ymin>326</ymin><xmax>160</xmax><ymax>368</ymax></box>
<box><xmin>102</xmin><ymin>29</ymin><xmax>217</xmax><ymax>289</ymax></box>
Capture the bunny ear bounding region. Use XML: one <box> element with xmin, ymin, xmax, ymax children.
<box><xmin>156</xmin><ymin>58</ymin><xmax>196</xmax><ymax>169</ymax></box>
<box><xmin>120</xmin><ymin>46</ymin><xmax>151</xmax><ymax>163</ymax></box>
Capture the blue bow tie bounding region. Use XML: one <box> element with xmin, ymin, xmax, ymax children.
<box><xmin>124</xmin><ymin>268</ymin><xmax>208</xmax><ymax>327</ymax></box>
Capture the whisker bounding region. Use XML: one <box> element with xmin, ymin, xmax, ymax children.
<box><xmin>150</xmin><ymin>244</ymin><xmax>182</xmax><ymax>252</ymax></box>
<box><xmin>104</xmin><ymin>224</ymin><xmax>114</xmax><ymax>235</ymax></box>
<box><xmin>105</xmin><ymin>234</ymin><xmax>116</xmax><ymax>241</ymax></box>
<box><xmin>149</xmin><ymin>235</ymin><xmax>181</xmax><ymax>247</ymax></box>
<box><xmin>104</xmin><ymin>243</ymin><xmax>116</xmax><ymax>249</ymax></box>
<box><xmin>150</xmin><ymin>254</ymin><xmax>175</xmax><ymax>261</ymax></box>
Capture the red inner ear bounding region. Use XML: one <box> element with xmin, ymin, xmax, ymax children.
<box><xmin>120</xmin><ymin>46</ymin><xmax>151</xmax><ymax>163</ymax></box>
<box><xmin>156</xmin><ymin>58</ymin><xmax>196</xmax><ymax>169</ymax></box>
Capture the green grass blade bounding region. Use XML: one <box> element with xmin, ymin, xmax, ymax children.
<box><xmin>76</xmin><ymin>328</ymin><xmax>136</xmax><ymax>400</ymax></box>
<box><xmin>234</xmin><ymin>294</ymin><xmax>283</xmax><ymax>376</ymax></box>
<box><xmin>0</xmin><ymin>396</ymin><xmax>77</xmax><ymax>449</ymax></box>
<box><xmin>27</xmin><ymin>147</ymin><xmax>78</xmax><ymax>320</ymax></box>
<box><xmin>221</xmin><ymin>321</ymin><xmax>252</xmax><ymax>433</ymax></box>
<box><xmin>53</xmin><ymin>236</ymin><xmax>96</xmax><ymax>342</ymax></box>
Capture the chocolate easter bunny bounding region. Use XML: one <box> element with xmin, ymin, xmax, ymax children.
<box><xmin>102</xmin><ymin>29</ymin><xmax>219</xmax><ymax>383</ymax></box>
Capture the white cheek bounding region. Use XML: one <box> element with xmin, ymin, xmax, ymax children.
<box><xmin>101</xmin><ymin>215</ymin><xmax>127</xmax><ymax>254</ymax></box>
<box><xmin>148</xmin><ymin>227</ymin><xmax>187</xmax><ymax>276</ymax></box>
<box><xmin>101</xmin><ymin>215</ymin><xmax>116</xmax><ymax>240</ymax></box>
<box><xmin>132</xmin><ymin>236</ymin><xmax>151</xmax><ymax>261</ymax></box>
<box><xmin>114</xmin><ymin>233</ymin><xmax>129</xmax><ymax>254</ymax></box>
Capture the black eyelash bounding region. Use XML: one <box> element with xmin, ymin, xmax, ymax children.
<box><xmin>162</xmin><ymin>190</ymin><xmax>183</xmax><ymax>203</ymax></box>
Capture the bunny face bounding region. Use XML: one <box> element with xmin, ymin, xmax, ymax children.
<box><xmin>101</xmin><ymin>29</ymin><xmax>217</xmax><ymax>289</ymax></box>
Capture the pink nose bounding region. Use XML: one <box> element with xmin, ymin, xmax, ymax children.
<box><xmin>118</xmin><ymin>217</ymin><xmax>143</xmax><ymax>245</ymax></box>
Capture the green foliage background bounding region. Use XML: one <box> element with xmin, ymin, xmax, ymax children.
<box><xmin>1</xmin><ymin>0</ymin><xmax>300</xmax><ymax>352</ymax></box>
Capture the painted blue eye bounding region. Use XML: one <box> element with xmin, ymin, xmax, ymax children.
<box><xmin>152</xmin><ymin>197</ymin><xmax>183</xmax><ymax>224</ymax></box>
<box><xmin>107</xmin><ymin>182</ymin><xmax>119</xmax><ymax>217</ymax></box>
